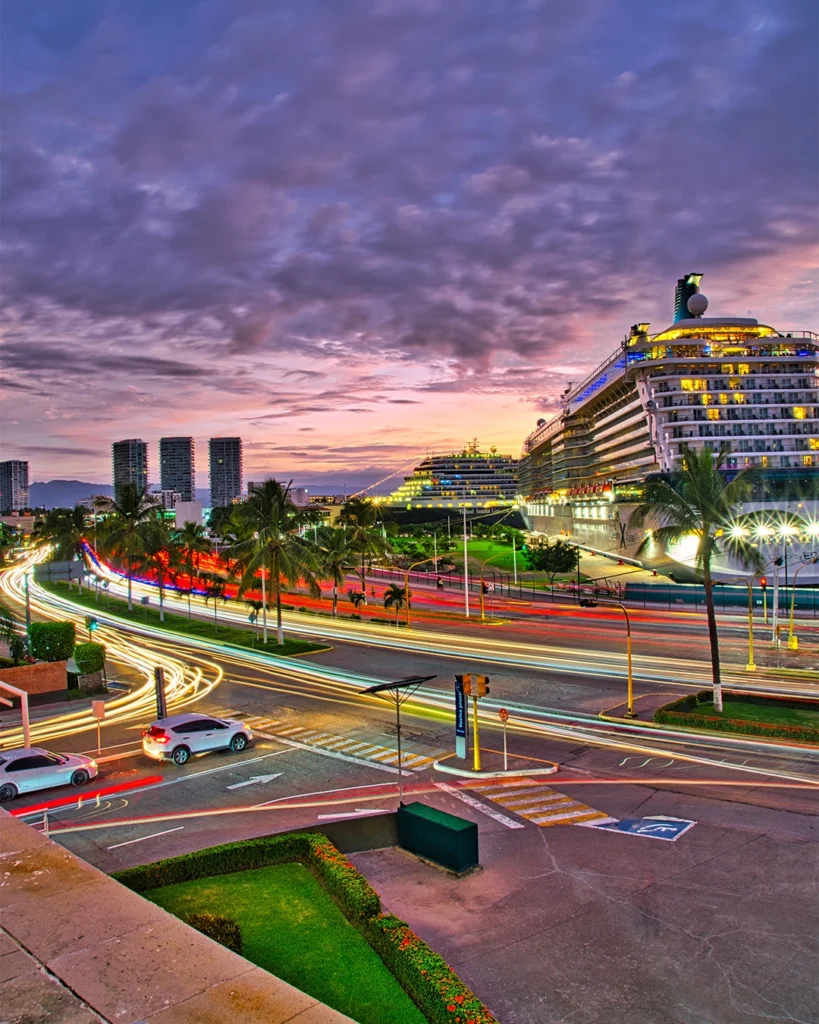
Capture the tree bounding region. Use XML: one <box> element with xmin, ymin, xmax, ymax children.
<box><xmin>383</xmin><ymin>582</ymin><xmax>408</xmax><ymax>625</ymax></box>
<box><xmin>631</xmin><ymin>443</ymin><xmax>761</xmax><ymax>712</ymax></box>
<box><xmin>523</xmin><ymin>538</ymin><xmax>580</xmax><ymax>588</ymax></box>
<box><xmin>32</xmin><ymin>505</ymin><xmax>88</xmax><ymax>561</ymax></box>
<box><xmin>0</xmin><ymin>600</ymin><xmax>26</xmax><ymax>665</ymax></box>
<box><xmin>315</xmin><ymin>526</ymin><xmax>358</xmax><ymax>617</ymax></box>
<box><xmin>137</xmin><ymin>521</ymin><xmax>184</xmax><ymax>622</ymax></box>
<box><xmin>202</xmin><ymin>574</ymin><xmax>227</xmax><ymax>634</ymax></box>
<box><xmin>244</xmin><ymin>599</ymin><xmax>264</xmax><ymax>645</ymax></box>
<box><xmin>338</xmin><ymin>497</ymin><xmax>392</xmax><ymax>595</ymax></box>
<box><xmin>228</xmin><ymin>480</ymin><xmax>320</xmax><ymax>645</ymax></box>
<box><xmin>346</xmin><ymin>588</ymin><xmax>367</xmax><ymax>612</ymax></box>
<box><xmin>0</xmin><ymin>522</ymin><xmax>18</xmax><ymax>565</ymax></box>
<box><xmin>96</xmin><ymin>485</ymin><xmax>161</xmax><ymax>610</ymax></box>
<box><xmin>176</xmin><ymin>521</ymin><xmax>212</xmax><ymax>619</ymax></box>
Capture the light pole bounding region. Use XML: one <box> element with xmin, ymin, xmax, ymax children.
<box><xmin>479</xmin><ymin>552</ymin><xmax>504</xmax><ymax>621</ymax></box>
<box><xmin>403</xmin><ymin>556</ymin><xmax>436</xmax><ymax>627</ymax></box>
<box><xmin>462</xmin><ymin>506</ymin><xmax>470</xmax><ymax>618</ymax></box>
<box><xmin>787</xmin><ymin>557</ymin><xmax>818</xmax><ymax>650</ymax></box>
<box><xmin>512</xmin><ymin>535</ymin><xmax>517</xmax><ymax>585</ymax></box>
<box><xmin>728</xmin><ymin>577</ymin><xmax>757</xmax><ymax>671</ymax></box>
<box><xmin>580</xmin><ymin>599</ymin><xmax>634</xmax><ymax>717</ymax></box>
<box><xmin>24</xmin><ymin>573</ymin><xmax>32</xmax><ymax>654</ymax></box>
<box><xmin>253</xmin><ymin>532</ymin><xmax>268</xmax><ymax>644</ymax></box>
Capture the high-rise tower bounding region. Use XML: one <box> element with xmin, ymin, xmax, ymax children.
<box><xmin>159</xmin><ymin>437</ymin><xmax>195</xmax><ymax>502</ymax></box>
<box><xmin>112</xmin><ymin>439</ymin><xmax>148</xmax><ymax>501</ymax></box>
<box><xmin>0</xmin><ymin>461</ymin><xmax>29</xmax><ymax>512</ymax></box>
<box><xmin>208</xmin><ymin>437</ymin><xmax>243</xmax><ymax>508</ymax></box>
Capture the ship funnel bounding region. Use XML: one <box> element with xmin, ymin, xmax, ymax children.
<box><xmin>674</xmin><ymin>272</ymin><xmax>703</xmax><ymax>323</ymax></box>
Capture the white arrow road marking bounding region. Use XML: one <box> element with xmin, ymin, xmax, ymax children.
<box><xmin>226</xmin><ymin>773</ymin><xmax>283</xmax><ymax>790</ymax></box>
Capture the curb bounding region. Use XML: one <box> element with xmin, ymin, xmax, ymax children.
<box><xmin>432</xmin><ymin>758</ymin><xmax>558</xmax><ymax>779</ymax></box>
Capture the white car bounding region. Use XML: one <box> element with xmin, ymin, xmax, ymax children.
<box><xmin>0</xmin><ymin>747</ymin><xmax>98</xmax><ymax>802</ymax></box>
<box><xmin>142</xmin><ymin>713</ymin><xmax>252</xmax><ymax>766</ymax></box>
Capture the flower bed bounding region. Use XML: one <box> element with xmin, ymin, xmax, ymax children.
<box><xmin>114</xmin><ymin>831</ymin><xmax>497</xmax><ymax>1024</ymax></box>
<box><xmin>654</xmin><ymin>690</ymin><xmax>819</xmax><ymax>743</ymax></box>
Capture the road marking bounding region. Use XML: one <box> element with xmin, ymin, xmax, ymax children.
<box><xmin>149</xmin><ymin>748</ymin><xmax>292</xmax><ymax>791</ymax></box>
<box><xmin>316</xmin><ymin>809</ymin><xmax>384</xmax><ymax>820</ymax></box>
<box><xmin>434</xmin><ymin>781</ymin><xmax>525</xmax><ymax>829</ymax></box>
<box><xmin>251</xmin><ymin>723</ymin><xmax>443</xmax><ymax>773</ymax></box>
<box><xmin>253</xmin><ymin>731</ymin><xmax>414</xmax><ymax>776</ymax></box>
<box><xmin>469</xmin><ymin>777</ymin><xmax>612</xmax><ymax>828</ymax></box>
<box><xmin>226</xmin><ymin>772</ymin><xmax>283</xmax><ymax>790</ymax></box>
<box><xmin>107</xmin><ymin>826</ymin><xmax>184</xmax><ymax>849</ymax></box>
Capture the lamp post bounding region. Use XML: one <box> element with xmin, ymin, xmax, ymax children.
<box><xmin>479</xmin><ymin>552</ymin><xmax>505</xmax><ymax>621</ymax></box>
<box><xmin>728</xmin><ymin>577</ymin><xmax>757</xmax><ymax>671</ymax></box>
<box><xmin>403</xmin><ymin>556</ymin><xmax>436</xmax><ymax>627</ymax></box>
<box><xmin>253</xmin><ymin>532</ymin><xmax>268</xmax><ymax>644</ymax></box>
<box><xmin>579</xmin><ymin>599</ymin><xmax>634</xmax><ymax>717</ymax></box>
<box><xmin>462</xmin><ymin>506</ymin><xmax>470</xmax><ymax>618</ymax></box>
<box><xmin>787</xmin><ymin>557</ymin><xmax>818</xmax><ymax>650</ymax></box>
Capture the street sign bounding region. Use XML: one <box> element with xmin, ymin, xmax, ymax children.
<box><xmin>248</xmin><ymin>611</ymin><xmax>257</xmax><ymax>623</ymax></box>
<box><xmin>498</xmin><ymin>708</ymin><xmax>509</xmax><ymax>723</ymax></box>
<box><xmin>593</xmin><ymin>816</ymin><xmax>696</xmax><ymax>842</ymax></box>
<box><xmin>140</xmin><ymin>596</ymin><xmax>150</xmax><ymax>606</ymax></box>
<box><xmin>34</xmin><ymin>560</ymin><xmax>85</xmax><ymax>583</ymax></box>
<box><xmin>154</xmin><ymin>666</ymin><xmax>167</xmax><ymax>720</ymax></box>
<box><xmin>454</xmin><ymin>676</ymin><xmax>467</xmax><ymax>759</ymax></box>
<box><xmin>91</xmin><ymin>700</ymin><xmax>106</xmax><ymax>720</ymax></box>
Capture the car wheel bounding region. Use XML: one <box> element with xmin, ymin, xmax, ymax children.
<box><xmin>0</xmin><ymin>782</ymin><xmax>18</xmax><ymax>802</ymax></box>
<box><xmin>172</xmin><ymin>746</ymin><xmax>191</xmax><ymax>766</ymax></box>
<box><xmin>71</xmin><ymin>769</ymin><xmax>90</xmax><ymax>787</ymax></box>
<box><xmin>230</xmin><ymin>733</ymin><xmax>248</xmax><ymax>752</ymax></box>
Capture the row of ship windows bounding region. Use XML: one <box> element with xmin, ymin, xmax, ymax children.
<box><xmin>673</xmin><ymin>376</ymin><xmax>815</xmax><ymax>391</ymax></box>
<box><xmin>665</xmin><ymin>409</ymin><xmax>816</xmax><ymax>423</ymax></box>
<box><xmin>660</xmin><ymin>395</ymin><xmax>815</xmax><ymax>409</ymax></box>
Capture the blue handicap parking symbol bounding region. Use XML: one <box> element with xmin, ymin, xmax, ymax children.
<box><xmin>594</xmin><ymin>816</ymin><xmax>696</xmax><ymax>841</ymax></box>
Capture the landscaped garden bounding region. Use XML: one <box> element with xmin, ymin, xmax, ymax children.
<box><xmin>42</xmin><ymin>580</ymin><xmax>329</xmax><ymax>658</ymax></box>
<box><xmin>114</xmin><ymin>830</ymin><xmax>497</xmax><ymax>1024</ymax></box>
<box><xmin>654</xmin><ymin>690</ymin><xmax>819</xmax><ymax>743</ymax></box>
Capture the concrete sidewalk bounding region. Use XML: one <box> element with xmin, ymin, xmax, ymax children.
<box><xmin>0</xmin><ymin>810</ymin><xmax>352</xmax><ymax>1024</ymax></box>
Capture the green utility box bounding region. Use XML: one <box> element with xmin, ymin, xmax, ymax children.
<box><xmin>397</xmin><ymin>802</ymin><xmax>479</xmax><ymax>874</ymax></box>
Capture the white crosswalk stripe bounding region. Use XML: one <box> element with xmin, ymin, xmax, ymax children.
<box><xmin>468</xmin><ymin>778</ymin><xmax>613</xmax><ymax>828</ymax></box>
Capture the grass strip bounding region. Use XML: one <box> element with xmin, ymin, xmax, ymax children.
<box><xmin>146</xmin><ymin>863</ymin><xmax>426</xmax><ymax>1024</ymax></box>
<box><xmin>655</xmin><ymin>689</ymin><xmax>819</xmax><ymax>743</ymax></box>
<box><xmin>41</xmin><ymin>580</ymin><xmax>329</xmax><ymax>658</ymax></box>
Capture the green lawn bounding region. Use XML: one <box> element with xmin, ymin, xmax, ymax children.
<box><xmin>42</xmin><ymin>580</ymin><xmax>329</xmax><ymax>658</ymax></box>
<box><xmin>694</xmin><ymin>698</ymin><xmax>819</xmax><ymax>729</ymax></box>
<box><xmin>146</xmin><ymin>864</ymin><xmax>426</xmax><ymax>1024</ymax></box>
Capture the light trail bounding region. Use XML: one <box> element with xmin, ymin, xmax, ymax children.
<box><xmin>0</xmin><ymin>554</ymin><xmax>222</xmax><ymax>748</ymax></box>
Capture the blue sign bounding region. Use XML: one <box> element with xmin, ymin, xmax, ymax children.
<box><xmin>594</xmin><ymin>817</ymin><xmax>695</xmax><ymax>842</ymax></box>
<box><xmin>454</xmin><ymin>679</ymin><xmax>467</xmax><ymax>759</ymax></box>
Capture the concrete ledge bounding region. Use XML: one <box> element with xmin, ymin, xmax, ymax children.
<box><xmin>433</xmin><ymin>758</ymin><xmax>558</xmax><ymax>779</ymax></box>
<box><xmin>0</xmin><ymin>809</ymin><xmax>354</xmax><ymax>1023</ymax></box>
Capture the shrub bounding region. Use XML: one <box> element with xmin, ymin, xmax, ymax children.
<box><xmin>365</xmin><ymin>914</ymin><xmax>498</xmax><ymax>1024</ymax></box>
<box><xmin>74</xmin><ymin>641</ymin><xmax>105</xmax><ymax>675</ymax></box>
<box><xmin>186</xmin><ymin>912</ymin><xmax>242</xmax><ymax>954</ymax></box>
<box><xmin>654</xmin><ymin>690</ymin><xmax>819</xmax><ymax>743</ymax></box>
<box><xmin>29</xmin><ymin>621</ymin><xmax>75</xmax><ymax>662</ymax></box>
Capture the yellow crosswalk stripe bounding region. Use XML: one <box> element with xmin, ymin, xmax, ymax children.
<box><xmin>473</xmin><ymin>778</ymin><xmax>610</xmax><ymax>828</ymax></box>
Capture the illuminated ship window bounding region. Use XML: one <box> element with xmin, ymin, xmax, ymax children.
<box><xmin>804</xmin><ymin>455</ymin><xmax>813</xmax><ymax>467</ymax></box>
<box><xmin>707</xmin><ymin>409</ymin><xmax>720</xmax><ymax>420</ymax></box>
<box><xmin>701</xmin><ymin>393</ymin><xmax>712</xmax><ymax>405</ymax></box>
<box><xmin>793</xmin><ymin>407</ymin><xmax>807</xmax><ymax>419</ymax></box>
<box><xmin>738</xmin><ymin>364</ymin><xmax>750</xmax><ymax>374</ymax></box>
<box><xmin>761</xmin><ymin>456</ymin><xmax>768</xmax><ymax>467</ymax></box>
<box><xmin>719</xmin><ymin>394</ymin><xmax>729</xmax><ymax>405</ymax></box>
<box><xmin>721</xmin><ymin>364</ymin><xmax>734</xmax><ymax>374</ymax></box>
<box><xmin>681</xmin><ymin>379</ymin><xmax>707</xmax><ymax>392</ymax></box>
<box><xmin>809</xmin><ymin>439</ymin><xmax>819</xmax><ymax>450</ymax></box>
<box><xmin>733</xmin><ymin>393</ymin><xmax>746</xmax><ymax>404</ymax></box>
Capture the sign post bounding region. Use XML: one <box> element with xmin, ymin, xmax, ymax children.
<box><xmin>91</xmin><ymin>699</ymin><xmax>105</xmax><ymax>754</ymax></box>
<box><xmin>454</xmin><ymin>676</ymin><xmax>467</xmax><ymax>759</ymax></box>
<box><xmin>499</xmin><ymin>707</ymin><xmax>509</xmax><ymax>770</ymax></box>
<box><xmin>154</xmin><ymin>666</ymin><xmax>167</xmax><ymax>720</ymax></box>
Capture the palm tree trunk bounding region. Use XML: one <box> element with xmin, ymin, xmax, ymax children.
<box><xmin>127</xmin><ymin>560</ymin><xmax>133</xmax><ymax>612</ymax></box>
<box><xmin>332</xmin><ymin>584</ymin><xmax>338</xmax><ymax>617</ymax></box>
<box><xmin>702</xmin><ymin>562</ymin><xmax>723</xmax><ymax>712</ymax></box>
<box><xmin>187</xmin><ymin>557</ymin><xmax>193</xmax><ymax>619</ymax></box>
<box><xmin>276</xmin><ymin>588</ymin><xmax>284</xmax><ymax>645</ymax></box>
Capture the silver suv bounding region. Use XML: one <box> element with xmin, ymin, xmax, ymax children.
<box><xmin>0</xmin><ymin>747</ymin><xmax>98</xmax><ymax>802</ymax></box>
<box><xmin>142</xmin><ymin>713</ymin><xmax>252</xmax><ymax>766</ymax></box>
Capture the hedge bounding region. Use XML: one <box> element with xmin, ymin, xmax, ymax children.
<box><xmin>114</xmin><ymin>830</ymin><xmax>497</xmax><ymax>1024</ymax></box>
<box><xmin>74</xmin><ymin>641</ymin><xmax>105</xmax><ymax>676</ymax></box>
<box><xmin>29</xmin><ymin>620</ymin><xmax>76</xmax><ymax>662</ymax></box>
<box><xmin>186</xmin><ymin>912</ymin><xmax>242</xmax><ymax>954</ymax></box>
<box><xmin>654</xmin><ymin>690</ymin><xmax>819</xmax><ymax>744</ymax></box>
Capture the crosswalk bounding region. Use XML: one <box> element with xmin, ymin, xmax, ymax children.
<box><xmin>466</xmin><ymin>778</ymin><xmax>615</xmax><ymax>828</ymax></box>
<box><xmin>208</xmin><ymin>707</ymin><xmax>443</xmax><ymax>772</ymax></box>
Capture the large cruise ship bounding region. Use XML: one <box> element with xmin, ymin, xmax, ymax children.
<box><xmin>386</xmin><ymin>440</ymin><xmax>518</xmax><ymax>509</ymax></box>
<box><xmin>519</xmin><ymin>274</ymin><xmax>818</xmax><ymax>578</ymax></box>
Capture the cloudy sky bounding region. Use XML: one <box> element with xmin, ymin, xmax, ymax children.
<box><xmin>2</xmin><ymin>0</ymin><xmax>817</xmax><ymax>491</ymax></box>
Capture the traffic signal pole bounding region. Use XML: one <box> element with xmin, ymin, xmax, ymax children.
<box><xmin>472</xmin><ymin>695</ymin><xmax>481</xmax><ymax>772</ymax></box>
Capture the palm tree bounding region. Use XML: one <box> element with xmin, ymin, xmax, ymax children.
<box><xmin>0</xmin><ymin>599</ymin><xmax>26</xmax><ymax>665</ymax></box>
<box><xmin>32</xmin><ymin>506</ymin><xmax>87</xmax><ymax>561</ymax></box>
<box><xmin>228</xmin><ymin>480</ymin><xmax>320</xmax><ymax>645</ymax></box>
<box><xmin>338</xmin><ymin>497</ymin><xmax>392</xmax><ymax>596</ymax></box>
<box><xmin>383</xmin><ymin>582</ymin><xmax>408</xmax><ymax>625</ymax></box>
<box><xmin>175</xmin><ymin>521</ymin><xmax>212</xmax><ymax>619</ymax></box>
<box><xmin>202</xmin><ymin>573</ymin><xmax>227</xmax><ymax>634</ymax></box>
<box><xmin>315</xmin><ymin>526</ymin><xmax>358</xmax><ymax>617</ymax></box>
<box><xmin>97</xmin><ymin>485</ymin><xmax>161</xmax><ymax>610</ymax></box>
<box><xmin>244</xmin><ymin>599</ymin><xmax>264</xmax><ymax>646</ymax></box>
<box><xmin>631</xmin><ymin>444</ymin><xmax>761</xmax><ymax>712</ymax></box>
<box><xmin>347</xmin><ymin>589</ymin><xmax>366</xmax><ymax>613</ymax></box>
<box><xmin>137</xmin><ymin>521</ymin><xmax>184</xmax><ymax>622</ymax></box>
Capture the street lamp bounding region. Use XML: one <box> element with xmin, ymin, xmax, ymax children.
<box><xmin>723</xmin><ymin>577</ymin><xmax>757</xmax><ymax>671</ymax></box>
<box><xmin>579</xmin><ymin>599</ymin><xmax>635</xmax><ymax>717</ymax></box>
<box><xmin>403</xmin><ymin>557</ymin><xmax>437</xmax><ymax>627</ymax></box>
<box><xmin>253</xmin><ymin>531</ymin><xmax>268</xmax><ymax>644</ymax></box>
<box><xmin>360</xmin><ymin>675</ymin><xmax>437</xmax><ymax>805</ymax></box>
<box><xmin>787</xmin><ymin>557</ymin><xmax>818</xmax><ymax>650</ymax></box>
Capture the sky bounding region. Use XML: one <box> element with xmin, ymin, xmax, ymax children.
<box><xmin>2</xmin><ymin>0</ymin><xmax>817</xmax><ymax>493</ymax></box>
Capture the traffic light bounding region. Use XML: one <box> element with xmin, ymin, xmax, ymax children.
<box><xmin>579</xmin><ymin>599</ymin><xmax>597</xmax><ymax>608</ymax></box>
<box><xmin>475</xmin><ymin>675</ymin><xmax>490</xmax><ymax>697</ymax></box>
<box><xmin>759</xmin><ymin>577</ymin><xmax>767</xmax><ymax>591</ymax></box>
<box><xmin>457</xmin><ymin>673</ymin><xmax>472</xmax><ymax>695</ymax></box>
<box><xmin>85</xmin><ymin>615</ymin><xmax>99</xmax><ymax>632</ymax></box>
<box><xmin>456</xmin><ymin>673</ymin><xmax>489</xmax><ymax>696</ymax></box>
